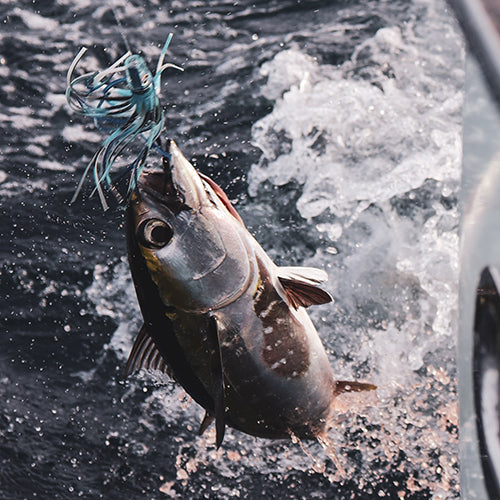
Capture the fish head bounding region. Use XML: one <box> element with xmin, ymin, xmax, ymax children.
<box><xmin>127</xmin><ymin>140</ymin><xmax>254</xmax><ymax>313</ymax></box>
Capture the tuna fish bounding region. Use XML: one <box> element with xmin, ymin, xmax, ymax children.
<box><xmin>125</xmin><ymin>139</ymin><xmax>375</xmax><ymax>447</ymax></box>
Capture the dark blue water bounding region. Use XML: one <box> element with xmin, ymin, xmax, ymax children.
<box><xmin>1</xmin><ymin>1</ymin><xmax>462</xmax><ymax>498</ymax></box>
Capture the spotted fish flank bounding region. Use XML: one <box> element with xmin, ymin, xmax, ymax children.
<box><xmin>254</xmin><ymin>261</ymin><xmax>309</xmax><ymax>378</ymax></box>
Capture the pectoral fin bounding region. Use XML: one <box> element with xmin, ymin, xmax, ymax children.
<box><xmin>278</xmin><ymin>266</ymin><xmax>333</xmax><ymax>308</ymax></box>
<box><xmin>207</xmin><ymin>316</ymin><xmax>226</xmax><ymax>448</ymax></box>
<box><xmin>125</xmin><ymin>324</ymin><xmax>170</xmax><ymax>377</ymax></box>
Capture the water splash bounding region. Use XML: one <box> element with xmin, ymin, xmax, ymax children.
<box><xmin>245</xmin><ymin>2</ymin><xmax>462</xmax><ymax>497</ymax></box>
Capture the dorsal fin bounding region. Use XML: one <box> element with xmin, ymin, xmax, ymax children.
<box><xmin>199</xmin><ymin>172</ymin><xmax>244</xmax><ymax>224</ymax></box>
<box><xmin>278</xmin><ymin>266</ymin><xmax>333</xmax><ymax>309</ymax></box>
<box><xmin>124</xmin><ymin>324</ymin><xmax>170</xmax><ymax>377</ymax></box>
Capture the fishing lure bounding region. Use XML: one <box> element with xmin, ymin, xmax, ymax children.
<box><xmin>66</xmin><ymin>34</ymin><xmax>182</xmax><ymax>209</ymax></box>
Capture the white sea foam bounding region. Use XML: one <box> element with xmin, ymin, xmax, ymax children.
<box><xmin>62</xmin><ymin>124</ymin><xmax>102</xmax><ymax>144</ymax></box>
<box><xmin>249</xmin><ymin>31</ymin><xmax>462</xmax><ymax>220</ymax></box>
<box><xmin>85</xmin><ymin>258</ymin><xmax>139</xmax><ymax>356</ymax></box>
<box><xmin>248</xmin><ymin>11</ymin><xmax>462</xmax><ymax>347</ymax></box>
<box><xmin>38</xmin><ymin>160</ymin><xmax>75</xmax><ymax>172</ymax></box>
<box><xmin>10</xmin><ymin>7</ymin><xmax>60</xmax><ymax>32</ymax></box>
<box><xmin>0</xmin><ymin>108</ymin><xmax>44</xmax><ymax>130</ymax></box>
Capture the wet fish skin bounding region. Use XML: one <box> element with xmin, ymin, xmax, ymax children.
<box><xmin>125</xmin><ymin>140</ymin><xmax>375</xmax><ymax>446</ymax></box>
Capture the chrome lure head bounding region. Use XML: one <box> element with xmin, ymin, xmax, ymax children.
<box><xmin>127</xmin><ymin>140</ymin><xmax>254</xmax><ymax>313</ymax></box>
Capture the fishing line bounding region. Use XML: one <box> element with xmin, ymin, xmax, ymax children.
<box><xmin>111</xmin><ymin>3</ymin><xmax>132</xmax><ymax>54</ymax></box>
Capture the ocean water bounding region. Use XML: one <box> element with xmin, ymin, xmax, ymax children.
<box><xmin>0</xmin><ymin>0</ymin><xmax>463</xmax><ymax>498</ymax></box>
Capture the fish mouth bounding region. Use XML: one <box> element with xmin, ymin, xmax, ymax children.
<box><xmin>136</xmin><ymin>139</ymin><xmax>205</xmax><ymax>213</ymax></box>
<box><xmin>138</xmin><ymin>138</ymin><xmax>174</xmax><ymax>193</ymax></box>
<box><xmin>139</xmin><ymin>163</ymin><xmax>176</xmax><ymax>198</ymax></box>
<box><xmin>137</xmin><ymin>142</ymin><xmax>190</xmax><ymax>213</ymax></box>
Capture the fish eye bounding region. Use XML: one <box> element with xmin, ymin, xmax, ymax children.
<box><xmin>138</xmin><ymin>219</ymin><xmax>173</xmax><ymax>249</ymax></box>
